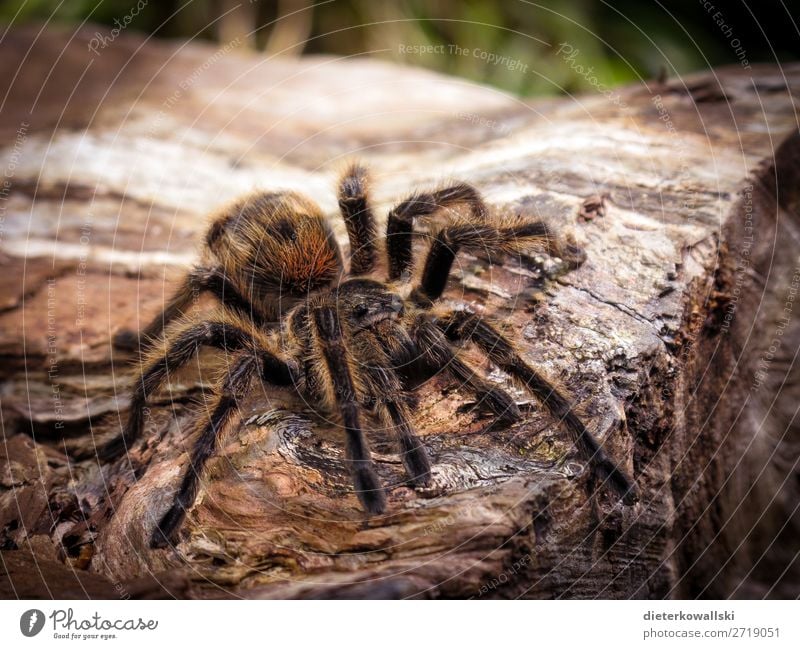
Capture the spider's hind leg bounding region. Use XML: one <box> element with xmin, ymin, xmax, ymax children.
<box><xmin>150</xmin><ymin>352</ymin><xmax>258</xmax><ymax>548</ymax></box>
<box><xmin>113</xmin><ymin>265</ymin><xmax>262</xmax><ymax>352</ymax></box>
<box><xmin>435</xmin><ymin>310</ymin><xmax>638</xmax><ymax>504</ymax></box>
<box><xmin>150</xmin><ymin>344</ymin><xmax>295</xmax><ymax>548</ymax></box>
<box><xmin>102</xmin><ymin>316</ymin><xmax>289</xmax><ymax>461</ymax></box>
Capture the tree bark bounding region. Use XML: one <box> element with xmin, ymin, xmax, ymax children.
<box><xmin>1</xmin><ymin>25</ymin><xmax>798</xmax><ymax>599</ymax></box>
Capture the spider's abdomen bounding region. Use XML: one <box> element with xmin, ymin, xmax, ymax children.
<box><xmin>206</xmin><ymin>191</ymin><xmax>342</xmax><ymax>317</ymax></box>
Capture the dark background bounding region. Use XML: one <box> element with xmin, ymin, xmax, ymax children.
<box><xmin>1</xmin><ymin>0</ymin><xmax>798</xmax><ymax>94</ymax></box>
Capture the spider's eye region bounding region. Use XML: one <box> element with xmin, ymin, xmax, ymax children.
<box><xmin>353</xmin><ymin>303</ymin><xmax>370</xmax><ymax>317</ymax></box>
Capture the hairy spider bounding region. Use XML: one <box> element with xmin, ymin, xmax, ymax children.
<box><xmin>105</xmin><ymin>163</ymin><xmax>637</xmax><ymax>548</ymax></box>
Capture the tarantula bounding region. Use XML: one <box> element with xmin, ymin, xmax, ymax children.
<box><xmin>104</xmin><ymin>163</ymin><xmax>637</xmax><ymax>548</ymax></box>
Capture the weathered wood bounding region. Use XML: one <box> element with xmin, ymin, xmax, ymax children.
<box><xmin>1</xmin><ymin>25</ymin><xmax>798</xmax><ymax>599</ymax></box>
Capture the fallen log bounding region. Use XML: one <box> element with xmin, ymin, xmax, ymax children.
<box><xmin>1</xmin><ymin>25</ymin><xmax>798</xmax><ymax>599</ymax></box>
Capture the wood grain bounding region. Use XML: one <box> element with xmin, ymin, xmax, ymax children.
<box><xmin>1</xmin><ymin>25</ymin><xmax>798</xmax><ymax>599</ymax></box>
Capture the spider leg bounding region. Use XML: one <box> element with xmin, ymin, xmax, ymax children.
<box><xmin>436</xmin><ymin>309</ymin><xmax>638</xmax><ymax>504</ymax></box>
<box><xmin>101</xmin><ymin>317</ymin><xmax>292</xmax><ymax>461</ymax></box>
<box><xmin>338</xmin><ymin>163</ymin><xmax>377</xmax><ymax>275</ymax></box>
<box><xmin>151</xmin><ymin>351</ymin><xmax>272</xmax><ymax>548</ymax></box>
<box><xmin>353</xmin><ymin>330</ymin><xmax>431</xmax><ymax>487</ymax></box>
<box><xmin>409</xmin><ymin>219</ymin><xmax>583</xmax><ymax>306</ymax></box>
<box><xmin>386</xmin><ymin>183</ymin><xmax>488</xmax><ymax>281</ymax></box>
<box><xmin>408</xmin><ymin>316</ymin><xmax>521</xmax><ymax>428</ymax></box>
<box><xmin>311</xmin><ymin>305</ymin><xmax>386</xmax><ymax>514</ymax></box>
<box><xmin>113</xmin><ymin>265</ymin><xmax>264</xmax><ymax>352</ymax></box>
<box><xmin>383</xmin><ymin>401</ymin><xmax>431</xmax><ymax>487</ymax></box>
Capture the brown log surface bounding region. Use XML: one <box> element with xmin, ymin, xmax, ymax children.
<box><xmin>1</xmin><ymin>25</ymin><xmax>799</xmax><ymax>599</ymax></box>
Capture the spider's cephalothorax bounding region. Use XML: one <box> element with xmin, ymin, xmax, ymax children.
<box><xmin>106</xmin><ymin>163</ymin><xmax>637</xmax><ymax>548</ymax></box>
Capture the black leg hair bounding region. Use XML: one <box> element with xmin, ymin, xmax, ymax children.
<box><xmin>436</xmin><ymin>310</ymin><xmax>638</xmax><ymax>504</ymax></box>
<box><xmin>353</xmin><ymin>330</ymin><xmax>431</xmax><ymax>487</ymax></box>
<box><xmin>101</xmin><ymin>320</ymin><xmax>293</xmax><ymax>461</ymax></box>
<box><xmin>384</xmin><ymin>401</ymin><xmax>431</xmax><ymax>487</ymax></box>
<box><xmin>338</xmin><ymin>163</ymin><xmax>377</xmax><ymax>275</ymax></box>
<box><xmin>410</xmin><ymin>221</ymin><xmax>562</xmax><ymax>306</ymax></box>
<box><xmin>151</xmin><ymin>352</ymin><xmax>262</xmax><ymax>548</ymax></box>
<box><xmin>409</xmin><ymin>316</ymin><xmax>521</xmax><ymax>428</ymax></box>
<box><xmin>311</xmin><ymin>305</ymin><xmax>386</xmax><ymax>514</ymax></box>
<box><xmin>371</xmin><ymin>321</ymin><xmax>420</xmax><ymax>380</ymax></box>
<box><xmin>113</xmin><ymin>266</ymin><xmax>265</xmax><ymax>352</ymax></box>
<box><xmin>386</xmin><ymin>183</ymin><xmax>488</xmax><ymax>281</ymax></box>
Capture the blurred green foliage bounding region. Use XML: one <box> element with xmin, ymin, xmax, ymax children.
<box><xmin>1</xmin><ymin>0</ymin><xmax>797</xmax><ymax>96</ymax></box>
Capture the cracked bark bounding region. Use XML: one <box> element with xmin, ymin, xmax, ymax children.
<box><xmin>1</xmin><ymin>26</ymin><xmax>799</xmax><ymax>599</ymax></box>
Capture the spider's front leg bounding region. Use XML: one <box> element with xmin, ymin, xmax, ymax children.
<box><xmin>409</xmin><ymin>219</ymin><xmax>585</xmax><ymax>307</ymax></box>
<box><xmin>310</xmin><ymin>305</ymin><xmax>386</xmax><ymax>514</ymax></box>
<box><xmin>385</xmin><ymin>182</ymin><xmax>488</xmax><ymax>281</ymax></box>
<box><xmin>352</xmin><ymin>328</ymin><xmax>431</xmax><ymax>487</ymax></box>
<box><xmin>435</xmin><ymin>310</ymin><xmax>638</xmax><ymax>505</ymax></box>
<box><xmin>338</xmin><ymin>162</ymin><xmax>378</xmax><ymax>275</ymax></box>
<box><xmin>150</xmin><ymin>347</ymin><xmax>297</xmax><ymax>548</ymax></box>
